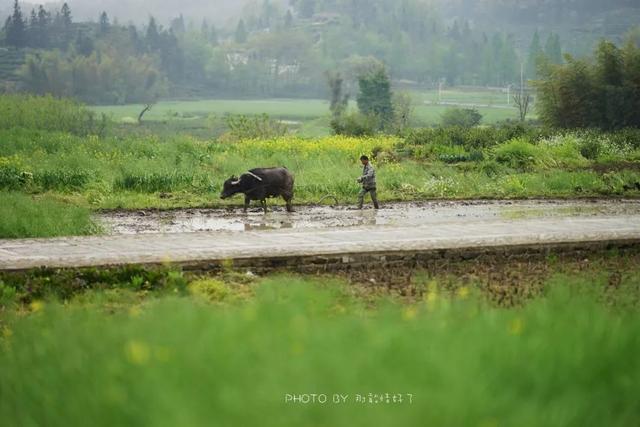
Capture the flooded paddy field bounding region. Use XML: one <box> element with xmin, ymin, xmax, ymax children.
<box><xmin>99</xmin><ymin>199</ymin><xmax>640</xmax><ymax>235</ymax></box>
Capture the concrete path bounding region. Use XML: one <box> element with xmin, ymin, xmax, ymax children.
<box><xmin>1</xmin><ymin>215</ymin><xmax>639</xmax><ymax>271</ymax></box>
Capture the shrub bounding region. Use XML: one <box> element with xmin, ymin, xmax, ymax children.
<box><xmin>478</xmin><ymin>160</ymin><xmax>509</xmax><ymax>177</ymax></box>
<box><xmin>405</xmin><ymin>124</ymin><xmax>549</xmax><ymax>150</ymax></box>
<box><xmin>0</xmin><ymin>158</ymin><xmax>30</xmax><ymax>190</ymax></box>
<box><xmin>188</xmin><ymin>279</ymin><xmax>229</xmax><ymax>303</ymax></box>
<box><xmin>223</xmin><ymin>114</ymin><xmax>288</xmax><ymax>142</ymax></box>
<box><xmin>494</xmin><ymin>138</ymin><xmax>545</xmax><ymax>171</ymax></box>
<box><xmin>33</xmin><ymin>169</ymin><xmax>90</xmax><ymax>192</ymax></box>
<box><xmin>330</xmin><ymin>112</ymin><xmax>377</xmax><ymax>137</ymax></box>
<box><xmin>440</xmin><ymin>108</ymin><xmax>482</xmax><ymax>128</ymax></box>
<box><xmin>0</xmin><ymin>281</ymin><xmax>18</xmax><ymax>309</ymax></box>
<box><xmin>579</xmin><ymin>136</ymin><xmax>601</xmax><ymax>160</ymax></box>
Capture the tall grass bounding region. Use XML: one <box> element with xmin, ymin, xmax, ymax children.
<box><xmin>0</xmin><ymin>192</ymin><xmax>98</xmax><ymax>238</ymax></box>
<box><xmin>1</xmin><ymin>274</ymin><xmax>639</xmax><ymax>426</ymax></box>
<box><xmin>1</xmin><ymin>125</ymin><xmax>639</xmax><ymax>212</ymax></box>
<box><xmin>0</xmin><ymin>94</ymin><xmax>109</xmax><ymax>136</ymax></box>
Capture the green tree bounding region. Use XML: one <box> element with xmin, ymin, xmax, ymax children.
<box><xmin>621</xmin><ymin>35</ymin><xmax>640</xmax><ymax>127</ymax></box>
<box><xmin>326</xmin><ymin>71</ymin><xmax>349</xmax><ymax>119</ymax></box>
<box><xmin>4</xmin><ymin>0</ymin><xmax>27</xmax><ymax>48</ymax></box>
<box><xmin>146</xmin><ymin>16</ymin><xmax>161</xmax><ymax>51</ymax></box>
<box><xmin>36</xmin><ymin>5</ymin><xmax>51</xmax><ymax>48</ymax></box>
<box><xmin>532</xmin><ymin>37</ymin><xmax>640</xmax><ymax>130</ymax></box>
<box><xmin>356</xmin><ymin>65</ymin><xmax>394</xmax><ymax>130</ymax></box>
<box><xmin>527</xmin><ymin>30</ymin><xmax>542</xmax><ymax>79</ymax></box>
<box><xmin>74</xmin><ymin>30</ymin><xmax>94</xmax><ymax>56</ymax></box>
<box><xmin>545</xmin><ymin>33</ymin><xmax>562</xmax><ymax>64</ymax></box>
<box><xmin>99</xmin><ymin>11</ymin><xmax>110</xmax><ymax>36</ymax></box>
<box><xmin>58</xmin><ymin>2</ymin><xmax>73</xmax><ymax>49</ymax></box>
<box><xmin>595</xmin><ymin>40</ymin><xmax>625</xmax><ymax>129</ymax></box>
<box><xmin>235</xmin><ymin>19</ymin><xmax>248</xmax><ymax>43</ymax></box>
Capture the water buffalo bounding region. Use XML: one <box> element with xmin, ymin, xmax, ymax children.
<box><xmin>220</xmin><ymin>167</ymin><xmax>294</xmax><ymax>213</ymax></box>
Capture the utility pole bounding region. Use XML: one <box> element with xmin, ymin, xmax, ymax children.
<box><xmin>520</xmin><ymin>62</ymin><xmax>524</xmax><ymax>102</ymax></box>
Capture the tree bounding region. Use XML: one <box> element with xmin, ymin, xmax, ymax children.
<box><xmin>595</xmin><ymin>40</ymin><xmax>625</xmax><ymax>129</ymax></box>
<box><xmin>545</xmin><ymin>33</ymin><xmax>562</xmax><ymax>64</ymax></box>
<box><xmin>170</xmin><ymin>14</ymin><xmax>185</xmax><ymax>34</ymax></box>
<box><xmin>27</xmin><ymin>8</ymin><xmax>37</xmax><ymax>47</ymax></box>
<box><xmin>392</xmin><ymin>91</ymin><xmax>414</xmax><ymax>133</ymax></box>
<box><xmin>5</xmin><ymin>0</ymin><xmax>27</xmax><ymax>48</ymax></box>
<box><xmin>326</xmin><ymin>71</ymin><xmax>349</xmax><ymax>119</ymax></box>
<box><xmin>527</xmin><ymin>30</ymin><xmax>542</xmax><ymax>79</ymax></box>
<box><xmin>74</xmin><ymin>30</ymin><xmax>94</xmax><ymax>56</ymax></box>
<box><xmin>297</xmin><ymin>0</ymin><xmax>316</xmax><ymax>19</ymax></box>
<box><xmin>235</xmin><ymin>19</ymin><xmax>248</xmax><ymax>43</ymax></box>
<box><xmin>532</xmin><ymin>36</ymin><xmax>640</xmax><ymax>130</ymax></box>
<box><xmin>36</xmin><ymin>5</ymin><xmax>51</xmax><ymax>48</ymax></box>
<box><xmin>209</xmin><ymin>25</ymin><xmax>218</xmax><ymax>46</ymax></box>
<box><xmin>59</xmin><ymin>2</ymin><xmax>73</xmax><ymax>49</ymax></box>
<box><xmin>284</xmin><ymin>10</ymin><xmax>294</xmax><ymax>28</ymax></box>
<box><xmin>146</xmin><ymin>17</ymin><xmax>161</xmax><ymax>51</ymax></box>
<box><xmin>356</xmin><ymin>65</ymin><xmax>394</xmax><ymax>130</ymax></box>
<box><xmin>99</xmin><ymin>11</ymin><xmax>110</xmax><ymax>35</ymax></box>
<box><xmin>513</xmin><ymin>88</ymin><xmax>532</xmax><ymax>122</ymax></box>
<box><xmin>202</xmin><ymin>20</ymin><xmax>218</xmax><ymax>45</ymax></box>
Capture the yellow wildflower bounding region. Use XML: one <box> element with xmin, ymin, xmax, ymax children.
<box><xmin>402</xmin><ymin>306</ymin><xmax>418</xmax><ymax>321</ymax></box>
<box><xmin>508</xmin><ymin>318</ymin><xmax>524</xmax><ymax>336</ymax></box>
<box><xmin>457</xmin><ymin>286</ymin><xmax>470</xmax><ymax>299</ymax></box>
<box><xmin>125</xmin><ymin>340</ymin><xmax>150</xmax><ymax>365</ymax></box>
<box><xmin>29</xmin><ymin>300</ymin><xmax>45</xmax><ymax>313</ymax></box>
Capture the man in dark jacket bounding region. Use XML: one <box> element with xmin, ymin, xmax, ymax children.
<box><xmin>357</xmin><ymin>155</ymin><xmax>379</xmax><ymax>209</ymax></box>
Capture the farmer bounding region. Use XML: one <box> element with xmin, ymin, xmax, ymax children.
<box><xmin>356</xmin><ymin>155</ymin><xmax>379</xmax><ymax>209</ymax></box>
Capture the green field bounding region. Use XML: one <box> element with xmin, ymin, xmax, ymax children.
<box><xmin>91</xmin><ymin>99</ymin><xmax>333</xmax><ymax>122</ymax></box>
<box><xmin>1</xmin><ymin>251</ymin><xmax>640</xmax><ymax>426</ymax></box>
<box><xmin>90</xmin><ymin>89</ymin><xmax>522</xmax><ymax>131</ymax></box>
<box><xmin>2</xmin><ymin>94</ymin><xmax>639</xmax><ymax>238</ymax></box>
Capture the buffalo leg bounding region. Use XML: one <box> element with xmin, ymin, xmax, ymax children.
<box><xmin>284</xmin><ymin>195</ymin><xmax>294</xmax><ymax>213</ymax></box>
<box><xmin>244</xmin><ymin>196</ymin><xmax>250</xmax><ymax>213</ymax></box>
<box><xmin>261</xmin><ymin>199</ymin><xmax>267</xmax><ymax>214</ymax></box>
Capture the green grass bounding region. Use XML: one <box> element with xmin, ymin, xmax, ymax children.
<box><xmin>91</xmin><ymin>99</ymin><xmax>334</xmax><ymax>122</ymax></box>
<box><xmin>1</xmin><ymin>266</ymin><xmax>640</xmax><ymax>426</ymax></box>
<box><xmin>416</xmin><ymin>88</ymin><xmax>514</xmax><ymax>106</ymax></box>
<box><xmin>0</xmin><ymin>192</ymin><xmax>98</xmax><ymax>238</ymax></box>
<box><xmin>90</xmin><ymin>90</ymin><xmax>522</xmax><ymax>130</ymax></box>
<box><xmin>0</xmin><ymin>94</ymin><xmax>108</xmax><ymax>136</ymax></box>
<box><xmin>1</xmin><ymin>127</ymin><xmax>639</xmax><ymax>213</ymax></box>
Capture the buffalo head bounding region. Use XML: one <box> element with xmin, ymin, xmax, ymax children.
<box><xmin>220</xmin><ymin>175</ymin><xmax>242</xmax><ymax>199</ymax></box>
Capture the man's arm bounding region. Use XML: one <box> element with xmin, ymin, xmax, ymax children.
<box><xmin>357</xmin><ymin>165</ymin><xmax>372</xmax><ymax>183</ymax></box>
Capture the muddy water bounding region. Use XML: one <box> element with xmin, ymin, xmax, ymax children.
<box><xmin>98</xmin><ymin>199</ymin><xmax>640</xmax><ymax>235</ymax></box>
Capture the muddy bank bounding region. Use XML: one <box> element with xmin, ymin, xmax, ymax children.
<box><xmin>98</xmin><ymin>199</ymin><xmax>640</xmax><ymax>235</ymax></box>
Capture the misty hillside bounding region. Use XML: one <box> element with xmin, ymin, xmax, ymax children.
<box><xmin>2</xmin><ymin>0</ymin><xmax>639</xmax><ymax>32</ymax></box>
<box><xmin>0</xmin><ymin>0</ymin><xmax>284</xmax><ymax>25</ymax></box>
<box><xmin>1</xmin><ymin>0</ymin><xmax>639</xmax><ymax>104</ymax></box>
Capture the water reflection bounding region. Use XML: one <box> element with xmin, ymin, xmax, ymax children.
<box><xmin>355</xmin><ymin>210</ymin><xmax>378</xmax><ymax>227</ymax></box>
<box><xmin>243</xmin><ymin>221</ymin><xmax>294</xmax><ymax>231</ymax></box>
